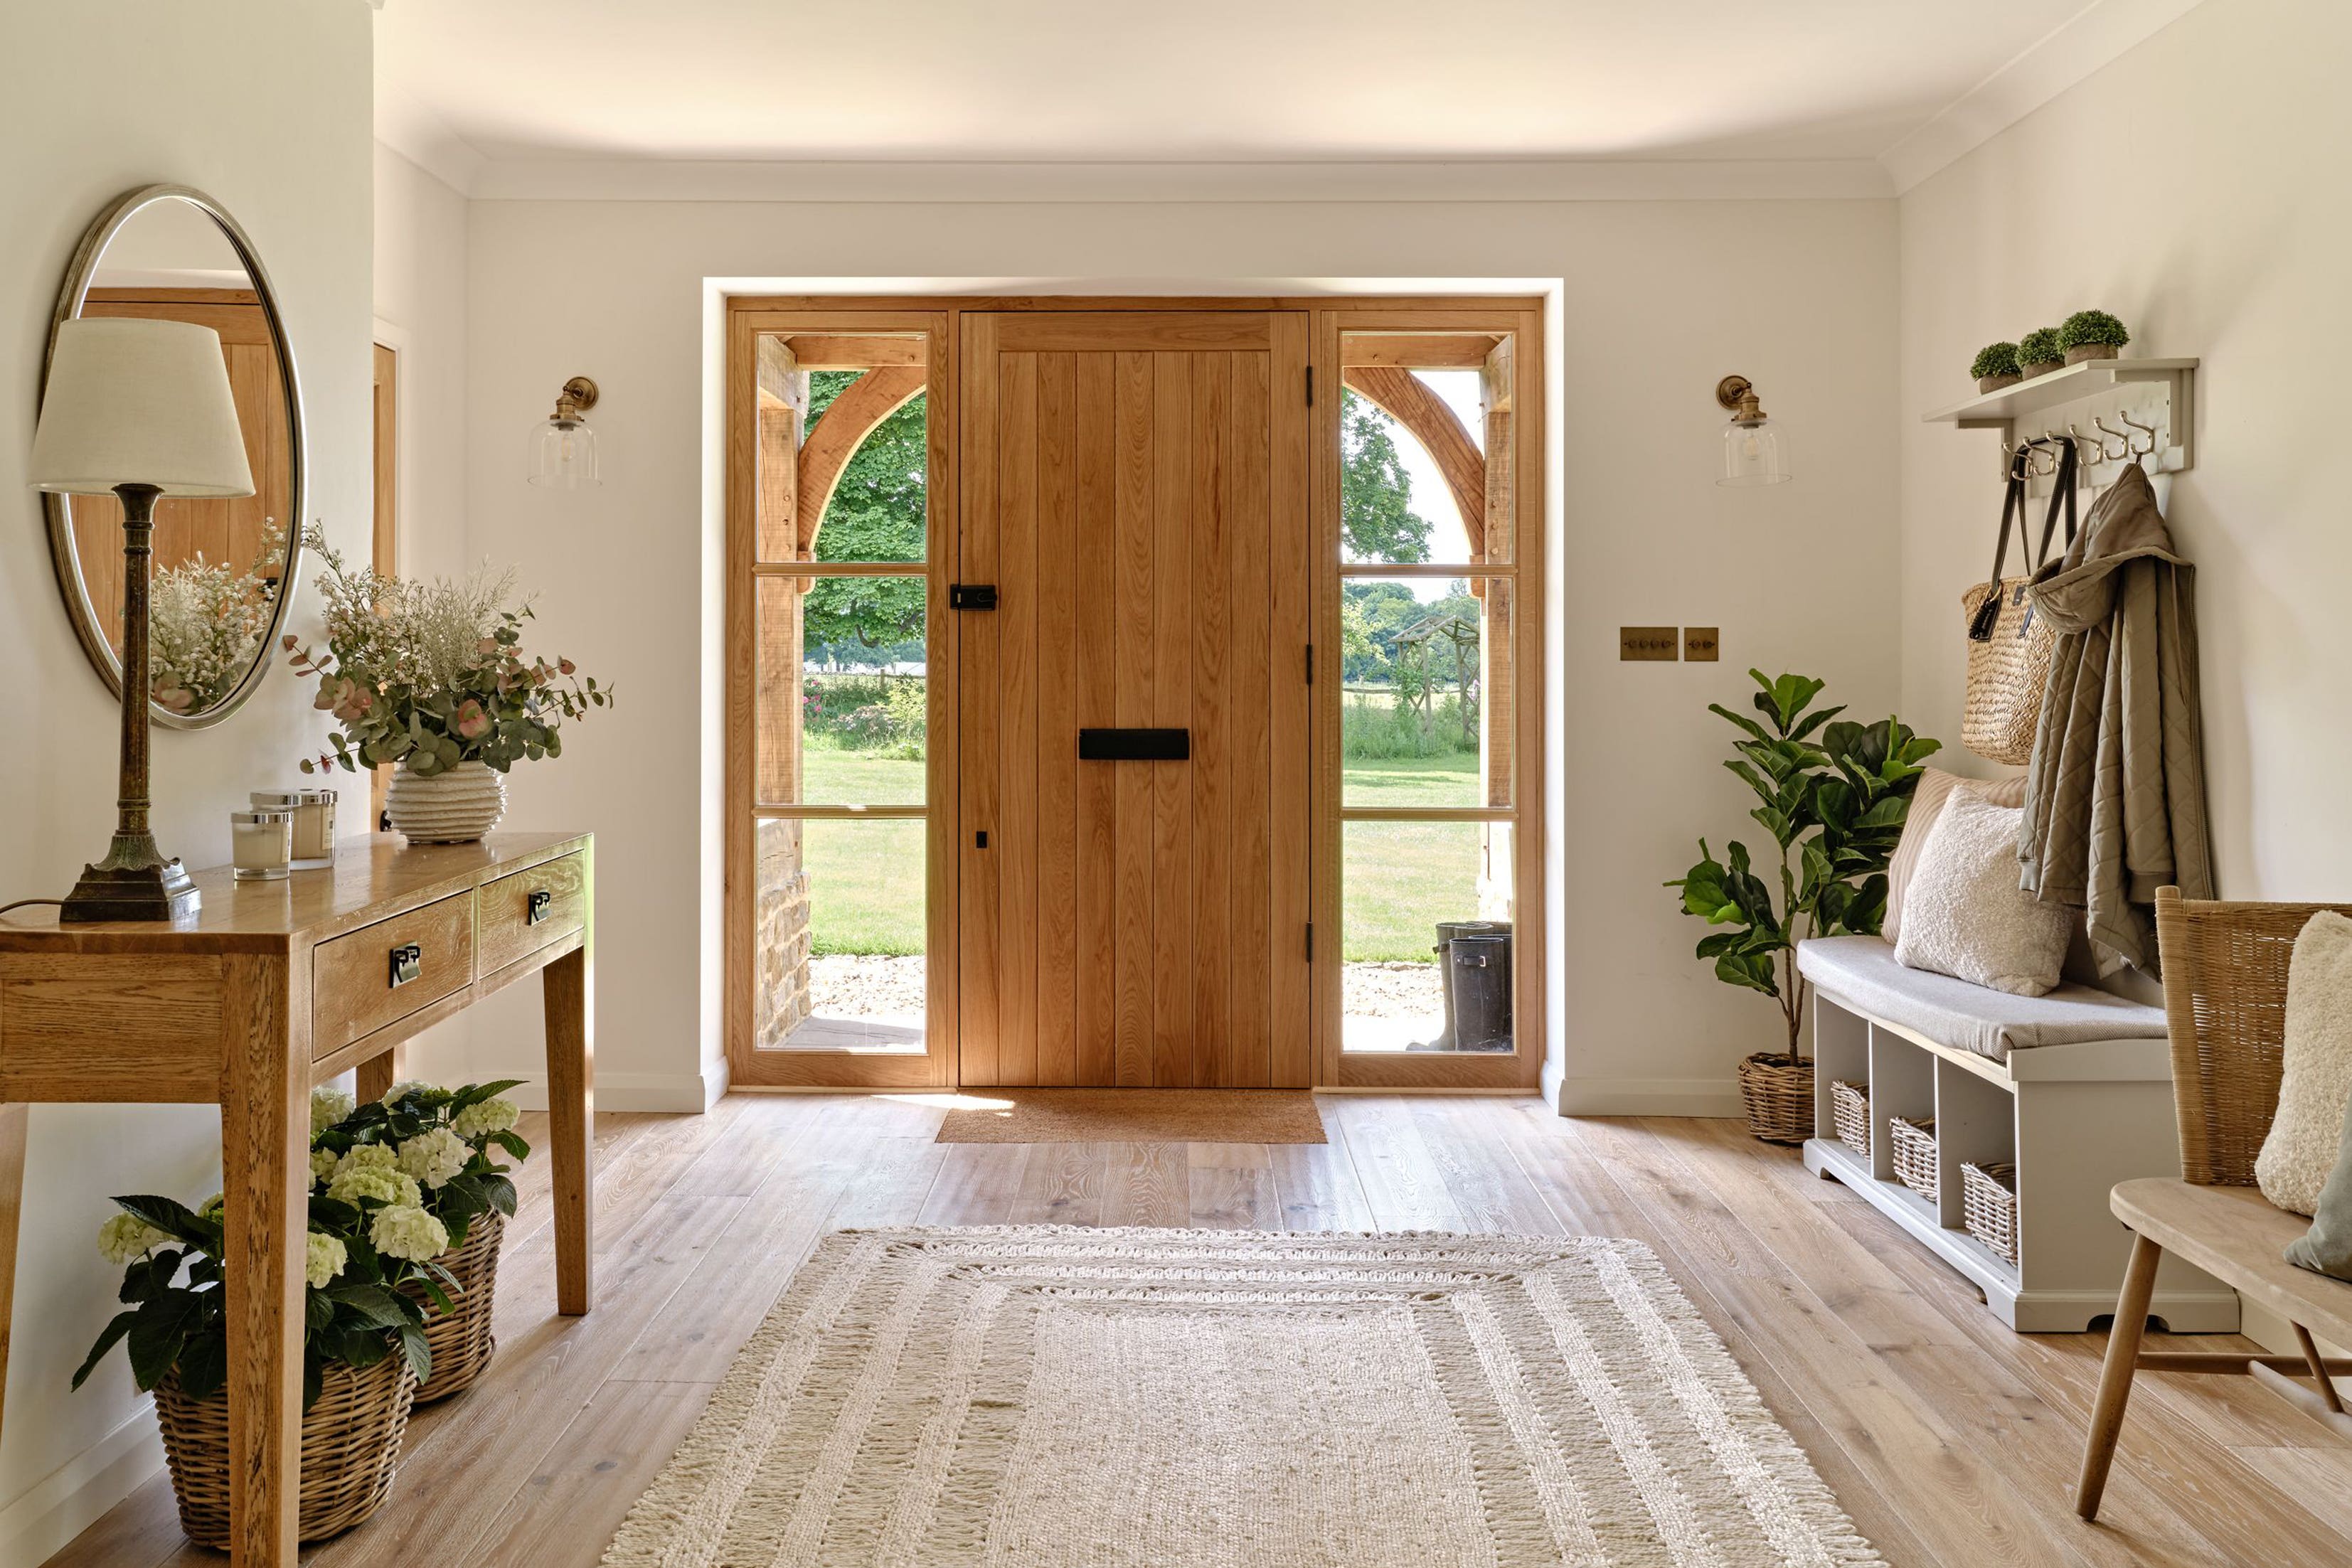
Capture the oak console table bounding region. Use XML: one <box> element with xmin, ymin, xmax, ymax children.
<box><xmin>0</xmin><ymin>831</ymin><xmax>594</xmax><ymax>1566</ymax></box>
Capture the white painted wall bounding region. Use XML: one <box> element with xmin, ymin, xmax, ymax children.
<box><xmin>1898</xmin><ymin>0</ymin><xmax>2351</xmax><ymax>905</ymax></box>
<box><xmin>0</xmin><ymin>2</ymin><xmax>373</xmax><ymax>1560</ymax></box>
<box><xmin>441</xmin><ymin>196</ymin><xmax>1901</xmax><ymax>1116</ymax></box>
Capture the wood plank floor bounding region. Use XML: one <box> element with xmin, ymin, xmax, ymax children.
<box><xmin>45</xmin><ymin>1094</ymin><xmax>2350</xmax><ymax>1567</ymax></box>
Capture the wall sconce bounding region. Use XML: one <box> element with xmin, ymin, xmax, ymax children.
<box><xmin>528</xmin><ymin>375</ymin><xmax>600</xmax><ymax>489</ymax></box>
<box><xmin>1714</xmin><ymin>374</ymin><xmax>1789</xmax><ymax>487</ymax></box>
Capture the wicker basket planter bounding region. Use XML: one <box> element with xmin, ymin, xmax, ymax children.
<box><xmin>401</xmin><ymin>1208</ymin><xmax>504</xmax><ymax>1404</ymax></box>
<box><xmin>1828</xmin><ymin>1079</ymin><xmax>1871</xmax><ymax>1157</ymax></box>
<box><xmin>154</xmin><ymin>1354</ymin><xmax>415</xmax><ymax>1549</ymax></box>
<box><xmin>1736</xmin><ymin>1053</ymin><xmax>1814</xmax><ymax>1145</ymax></box>
<box><xmin>1887</xmin><ymin>1115</ymin><xmax>1938</xmax><ymax>1200</ymax></box>
<box><xmin>1962</xmin><ymin>1160</ymin><xmax>2021</xmax><ymax>1264</ymax></box>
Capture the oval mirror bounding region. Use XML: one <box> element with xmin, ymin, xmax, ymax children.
<box><xmin>41</xmin><ymin>184</ymin><xmax>306</xmax><ymax>728</ymax></box>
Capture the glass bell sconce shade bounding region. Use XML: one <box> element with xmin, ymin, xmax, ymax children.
<box><xmin>1714</xmin><ymin>374</ymin><xmax>1789</xmax><ymax>486</ymax></box>
<box><xmin>528</xmin><ymin>375</ymin><xmax>601</xmax><ymax>488</ymax></box>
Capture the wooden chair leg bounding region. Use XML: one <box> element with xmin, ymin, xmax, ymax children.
<box><xmin>2076</xmin><ymin>1231</ymin><xmax>2164</xmax><ymax>1520</ymax></box>
<box><xmin>2293</xmin><ymin>1323</ymin><xmax>2346</xmax><ymax>1414</ymax></box>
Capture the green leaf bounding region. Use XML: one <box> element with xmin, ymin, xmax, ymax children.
<box><xmin>400</xmin><ymin>1323</ymin><xmax>433</xmax><ymax>1384</ymax></box>
<box><xmin>127</xmin><ymin>1291</ymin><xmax>199</xmax><ymax>1390</ymax></box>
<box><xmin>176</xmin><ymin>1329</ymin><xmax>229</xmax><ymax>1402</ymax></box>
<box><xmin>324</xmin><ymin>1283</ymin><xmax>410</xmax><ymax>1330</ymax></box>
<box><xmin>112</xmin><ymin>1195</ymin><xmax>213</xmax><ymax>1249</ymax></box>
<box><xmin>480</xmin><ymin>1174</ymin><xmax>518</xmax><ymax>1217</ymax></box>
<box><xmin>73</xmin><ymin>1311</ymin><xmax>139</xmax><ymax>1391</ymax></box>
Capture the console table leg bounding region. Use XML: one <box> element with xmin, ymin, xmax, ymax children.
<box><xmin>0</xmin><ymin>1104</ymin><xmax>26</xmax><ymax>1440</ymax></box>
<box><xmin>544</xmin><ymin>944</ymin><xmax>593</xmax><ymax>1315</ymax></box>
<box><xmin>220</xmin><ymin>955</ymin><xmax>306</xmax><ymax>1566</ymax></box>
<box><xmin>356</xmin><ymin>1042</ymin><xmax>406</xmax><ymax>1104</ymax></box>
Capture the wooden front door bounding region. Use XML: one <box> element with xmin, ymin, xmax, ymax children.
<box><xmin>959</xmin><ymin>311</ymin><xmax>1312</xmax><ymax>1087</ymax></box>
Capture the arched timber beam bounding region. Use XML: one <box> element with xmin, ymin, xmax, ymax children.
<box><xmin>796</xmin><ymin>365</ymin><xmax>926</xmax><ymax>555</ymax></box>
<box><xmin>1339</xmin><ymin>365</ymin><xmax>1485</xmax><ymax>558</ymax></box>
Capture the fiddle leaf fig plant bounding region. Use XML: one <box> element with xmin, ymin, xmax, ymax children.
<box><xmin>1667</xmin><ymin>670</ymin><xmax>1941</xmax><ymax>1064</ymax></box>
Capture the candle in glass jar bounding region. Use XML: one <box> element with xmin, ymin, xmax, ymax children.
<box><xmin>230</xmin><ymin>808</ymin><xmax>294</xmax><ymax>881</ymax></box>
<box><xmin>251</xmin><ymin>788</ymin><xmax>339</xmax><ymax>870</ymax></box>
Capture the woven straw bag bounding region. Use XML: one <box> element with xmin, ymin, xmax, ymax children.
<box><xmin>1962</xmin><ymin>439</ymin><xmax>2077</xmax><ymax>764</ymax></box>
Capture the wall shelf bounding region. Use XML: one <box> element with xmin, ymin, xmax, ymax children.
<box><xmin>1925</xmin><ymin>356</ymin><xmax>2198</xmax><ymax>489</ymax></box>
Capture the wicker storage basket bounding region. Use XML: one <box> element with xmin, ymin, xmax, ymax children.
<box><xmin>1736</xmin><ymin>1053</ymin><xmax>1814</xmax><ymax>1145</ymax></box>
<box><xmin>154</xmin><ymin>1353</ymin><xmax>415</xmax><ymax>1548</ymax></box>
<box><xmin>1888</xmin><ymin>1115</ymin><xmax>1939</xmax><ymax>1200</ymax></box>
<box><xmin>403</xmin><ymin>1208</ymin><xmax>504</xmax><ymax>1404</ymax></box>
<box><xmin>1828</xmin><ymin>1079</ymin><xmax>1871</xmax><ymax>1156</ymax></box>
<box><xmin>1962</xmin><ymin>1160</ymin><xmax>2020</xmax><ymax>1263</ymax></box>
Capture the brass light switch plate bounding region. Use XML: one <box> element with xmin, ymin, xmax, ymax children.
<box><xmin>1683</xmin><ymin>626</ymin><xmax>1720</xmax><ymax>661</ymax></box>
<box><xmin>1619</xmin><ymin>626</ymin><xmax>1680</xmax><ymax>661</ymax></box>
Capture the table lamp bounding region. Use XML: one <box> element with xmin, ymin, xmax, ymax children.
<box><xmin>31</xmin><ymin>316</ymin><xmax>255</xmax><ymax>922</ymax></box>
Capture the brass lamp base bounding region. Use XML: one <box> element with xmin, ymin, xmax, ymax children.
<box><xmin>60</xmin><ymin>846</ymin><xmax>200</xmax><ymax>924</ymax></box>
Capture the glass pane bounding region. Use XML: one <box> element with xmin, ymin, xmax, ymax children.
<box><xmin>755</xmin><ymin>817</ymin><xmax>927</xmax><ymax>1052</ymax></box>
<box><xmin>1337</xmin><ymin>333</ymin><xmax>1514</xmax><ymax>567</ymax></box>
<box><xmin>1342</xmin><ymin>820</ymin><xmax>1516</xmax><ymax>1054</ymax></box>
<box><xmin>757</xmin><ymin>575</ymin><xmax>927</xmax><ymax>806</ymax></box>
<box><xmin>1340</xmin><ymin>577</ymin><xmax>1513</xmax><ymax>809</ymax></box>
<box><xmin>754</xmin><ymin>331</ymin><xmax>929</xmax><ymax>565</ymax></box>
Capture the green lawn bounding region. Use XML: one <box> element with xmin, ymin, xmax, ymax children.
<box><xmin>787</xmin><ymin>746</ymin><xmax>1490</xmax><ymax>962</ymax></box>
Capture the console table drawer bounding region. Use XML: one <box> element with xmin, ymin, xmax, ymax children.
<box><xmin>312</xmin><ymin>891</ymin><xmax>475</xmax><ymax>1057</ymax></box>
<box><xmin>479</xmin><ymin>853</ymin><xmax>587</xmax><ymax>976</ymax></box>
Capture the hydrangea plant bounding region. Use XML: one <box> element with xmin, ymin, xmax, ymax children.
<box><xmin>75</xmin><ymin>1080</ymin><xmax>531</xmax><ymax>1411</ymax></box>
<box><xmin>1969</xmin><ymin>341</ymin><xmax>2021</xmax><ymax>381</ymax></box>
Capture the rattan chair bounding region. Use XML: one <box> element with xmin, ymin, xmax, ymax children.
<box><xmin>2075</xmin><ymin>887</ymin><xmax>2352</xmax><ymax>1521</ymax></box>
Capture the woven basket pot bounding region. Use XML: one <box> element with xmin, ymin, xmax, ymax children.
<box><xmin>385</xmin><ymin>760</ymin><xmax>507</xmax><ymax>844</ymax></box>
<box><xmin>154</xmin><ymin>1353</ymin><xmax>415</xmax><ymax>1549</ymax></box>
<box><xmin>1736</xmin><ymin>1052</ymin><xmax>1814</xmax><ymax>1145</ymax></box>
<box><xmin>402</xmin><ymin>1209</ymin><xmax>504</xmax><ymax>1404</ymax></box>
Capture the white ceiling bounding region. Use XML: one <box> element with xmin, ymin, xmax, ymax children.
<box><xmin>373</xmin><ymin>0</ymin><xmax>2203</xmax><ymax>196</ymax></box>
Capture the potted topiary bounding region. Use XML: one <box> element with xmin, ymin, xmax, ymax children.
<box><xmin>1667</xmin><ymin>671</ymin><xmax>1940</xmax><ymax>1144</ymax></box>
<box><xmin>1970</xmin><ymin>341</ymin><xmax>2022</xmax><ymax>395</ymax></box>
<box><xmin>2018</xmin><ymin>327</ymin><xmax>2064</xmax><ymax>378</ymax></box>
<box><xmin>2058</xmin><ymin>309</ymin><xmax>2130</xmax><ymax>364</ymax></box>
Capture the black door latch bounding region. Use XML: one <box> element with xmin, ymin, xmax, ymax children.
<box><xmin>949</xmin><ymin>583</ymin><xmax>999</xmax><ymax>611</ymax></box>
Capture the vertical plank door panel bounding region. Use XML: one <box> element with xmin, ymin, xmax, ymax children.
<box><xmin>1033</xmin><ymin>352</ymin><xmax>1080</xmax><ymax>1086</ymax></box>
<box><xmin>1267</xmin><ymin>312</ymin><xmax>1313</xmax><ymax>1087</ymax></box>
<box><xmin>959</xmin><ymin>314</ymin><xmax>1003</xmax><ymax>1086</ymax></box>
<box><xmin>1151</xmin><ymin>353</ymin><xmax>1196</xmax><ymax>1087</ymax></box>
<box><xmin>996</xmin><ymin>353</ymin><xmax>1041</xmax><ymax>1085</ymax></box>
<box><xmin>1073</xmin><ymin>356</ymin><xmax>1119</xmax><ymax>1085</ymax></box>
<box><xmin>1111</xmin><ymin>351</ymin><xmax>1157</xmax><ymax>1087</ymax></box>
<box><xmin>1190</xmin><ymin>353</ymin><xmax>1233</xmax><ymax>1083</ymax></box>
<box><xmin>1228</xmin><ymin>350</ymin><xmax>1275</xmax><ymax>1088</ymax></box>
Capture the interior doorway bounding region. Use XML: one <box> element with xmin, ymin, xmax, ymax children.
<box><xmin>723</xmin><ymin>295</ymin><xmax>1545</xmax><ymax>1094</ymax></box>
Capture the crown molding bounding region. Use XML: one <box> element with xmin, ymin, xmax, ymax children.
<box><xmin>462</xmin><ymin>156</ymin><xmax>1893</xmax><ymax>204</ymax></box>
<box><xmin>373</xmin><ymin>84</ymin><xmax>486</xmax><ymax>197</ymax></box>
<box><xmin>1879</xmin><ymin>0</ymin><xmax>2208</xmax><ymax>193</ymax></box>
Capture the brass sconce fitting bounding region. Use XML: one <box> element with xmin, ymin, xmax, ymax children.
<box><xmin>1715</xmin><ymin>374</ymin><xmax>1767</xmax><ymax>427</ymax></box>
<box><xmin>550</xmin><ymin>375</ymin><xmax>600</xmax><ymax>427</ymax></box>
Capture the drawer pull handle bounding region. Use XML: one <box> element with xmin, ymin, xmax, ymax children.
<box><xmin>390</xmin><ymin>944</ymin><xmax>423</xmax><ymax>988</ymax></box>
<box><xmin>527</xmin><ymin>890</ymin><xmax>553</xmax><ymax>926</ymax></box>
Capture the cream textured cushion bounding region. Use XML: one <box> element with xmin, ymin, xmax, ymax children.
<box><xmin>1883</xmin><ymin>769</ymin><xmax>2027</xmax><ymax>949</ymax></box>
<box><xmin>1891</xmin><ymin>790</ymin><xmax>2072</xmax><ymax>997</ymax></box>
<box><xmin>2255</xmin><ymin>912</ymin><xmax>2352</xmax><ymax>1216</ymax></box>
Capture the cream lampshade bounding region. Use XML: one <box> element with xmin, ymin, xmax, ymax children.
<box><xmin>31</xmin><ymin>317</ymin><xmax>254</xmax><ymax>496</ymax></box>
<box><xmin>28</xmin><ymin>315</ymin><xmax>254</xmax><ymax>923</ymax></box>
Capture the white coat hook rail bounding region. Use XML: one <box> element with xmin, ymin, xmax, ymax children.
<box><xmin>1925</xmin><ymin>355</ymin><xmax>2198</xmax><ymax>489</ymax></box>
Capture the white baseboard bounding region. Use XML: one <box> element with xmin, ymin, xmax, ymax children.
<box><xmin>2240</xmin><ymin>1295</ymin><xmax>2350</xmax><ymax>1360</ymax></box>
<box><xmin>499</xmin><ymin>1067</ymin><xmax>725</xmax><ymax>1114</ymax></box>
<box><xmin>1555</xmin><ymin>1078</ymin><xmax>1743</xmax><ymax>1119</ymax></box>
<box><xmin>0</xmin><ymin>1402</ymin><xmax>163</xmax><ymax>1568</ymax></box>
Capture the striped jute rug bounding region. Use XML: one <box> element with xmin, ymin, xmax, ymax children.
<box><xmin>933</xmin><ymin>1088</ymin><xmax>1327</xmax><ymax>1144</ymax></box>
<box><xmin>602</xmin><ymin>1227</ymin><xmax>1883</xmax><ymax>1567</ymax></box>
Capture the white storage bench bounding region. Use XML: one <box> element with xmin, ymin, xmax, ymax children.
<box><xmin>1797</xmin><ymin>935</ymin><xmax>2237</xmax><ymax>1333</ymax></box>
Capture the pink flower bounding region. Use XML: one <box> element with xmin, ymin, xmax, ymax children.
<box><xmin>454</xmin><ymin>699</ymin><xmax>492</xmax><ymax>741</ymax></box>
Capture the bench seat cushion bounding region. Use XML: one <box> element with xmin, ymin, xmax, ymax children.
<box><xmin>1797</xmin><ymin>934</ymin><xmax>2168</xmax><ymax>1061</ymax></box>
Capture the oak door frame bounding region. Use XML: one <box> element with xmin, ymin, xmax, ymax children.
<box><xmin>1311</xmin><ymin>304</ymin><xmax>1548</xmax><ymax>1091</ymax></box>
<box><xmin>722</xmin><ymin>294</ymin><xmax>1548</xmax><ymax>1092</ymax></box>
<box><xmin>723</xmin><ymin>306</ymin><xmax>959</xmax><ymax>1089</ymax></box>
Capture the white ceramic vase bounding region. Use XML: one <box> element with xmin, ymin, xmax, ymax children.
<box><xmin>384</xmin><ymin>760</ymin><xmax>507</xmax><ymax>844</ymax></box>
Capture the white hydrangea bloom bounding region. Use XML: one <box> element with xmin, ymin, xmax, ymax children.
<box><xmin>326</xmin><ymin>1164</ymin><xmax>404</xmax><ymax>1207</ymax></box>
<box><xmin>369</xmin><ymin>1204</ymin><xmax>450</xmax><ymax>1263</ymax></box>
<box><xmin>97</xmin><ymin>1213</ymin><xmax>169</xmax><ymax>1265</ymax></box>
<box><xmin>381</xmin><ymin>1079</ymin><xmax>435</xmax><ymax>1106</ymax></box>
<box><xmin>310</xmin><ymin>1085</ymin><xmax>356</xmax><ymax>1134</ymax></box>
<box><xmin>198</xmin><ymin>1193</ymin><xmax>225</xmax><ymax>1222</ymax></box>
<box><xmin>304</xmin><ymin>1230</ymin><xmax>348</xmax><ymax>1289</ymax></box>
<box><xmin>397</xmin><ymin>1127</ymin><xmax>471</xmax><ymax>1190</ymax></box>
<box><xmin>452</xmin><ymin>1097</ymin><xmax>521</xmax><ymax>1141</ymax></box>
<box><xmin>334</xmin><ymin>1144</ymin><xmax>398</xmax><ymax>1178</ymax></box>
<box><xmin>310</xmin><ymin>1148</ymin><xmax>340</xmax><ymax>1185</ymax></box>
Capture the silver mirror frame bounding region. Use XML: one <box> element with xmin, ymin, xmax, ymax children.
<box><xmin>40</xmin><ymin>183</ymin><xmax>308</xmax><ymax>730</ymax></box>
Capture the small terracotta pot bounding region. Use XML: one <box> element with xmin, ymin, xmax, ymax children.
<box><xmin>1976</xmin><ymin>373</ymin><xmax>2021</xmax><ymax>395</ymax></box>
<box><xmin>2021</xmin><ymin>359</ymin><xmax>2064</xmax><ymax>379</ymax></box>
<box><xmin>2065</xmin><ymin>343</ymin><xmax>2119</xmax><ymax>364</ymax></box>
